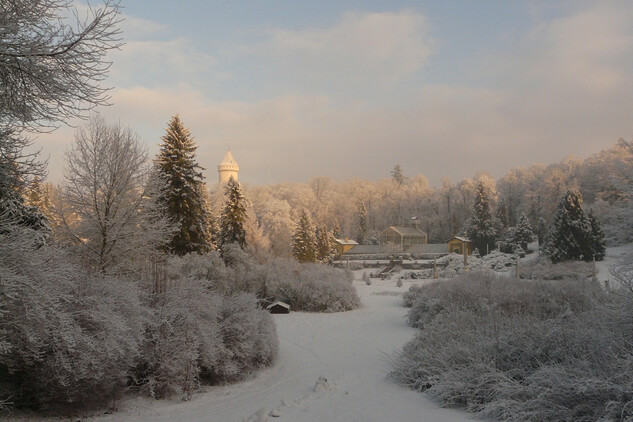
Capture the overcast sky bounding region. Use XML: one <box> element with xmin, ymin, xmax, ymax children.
<box><xmin>37</xmin><ymin>0</ymin><xmax>633</xmax><ymax>186</ymax></box>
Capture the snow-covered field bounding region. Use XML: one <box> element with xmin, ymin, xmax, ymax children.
<box><xmin>89</xmin><ymin>276</ymin><xmax>475</xmax><ymax>422</ymax></box>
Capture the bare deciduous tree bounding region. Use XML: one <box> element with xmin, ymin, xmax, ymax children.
<box><xmin>0</xmin><ymin>0</ymin><xmax>122</xmax><ymax>132</ymax></box>
<box><xmin>61</xmin><ymin>116</ymin><xmax>170</xmax><ymax>273</ymax></box>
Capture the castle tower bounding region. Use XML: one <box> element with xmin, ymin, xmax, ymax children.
<box><xmin>218</xmin><ymin>149</ymin><xmax>239</xmax><ymax>184</ymax></box>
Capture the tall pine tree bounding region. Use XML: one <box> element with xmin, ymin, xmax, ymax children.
<box><xmin>587</xmin><ymin>208</ymin><xmax>606</xmax><ymax>261</ymax></box>
<box><xmin>154</xmin><ymin>115</ymin><xmax>213</xmax><ymax>255</ymax></box>
<box><xmin>514</xmin><ymin>213</ymin><xmax>534</xmax><ymax>252</ymax></box>
<box><xmin>544</xmin><ymin>189</ymin><xmax>594</xmax><ymax>263</ymax></box>
<box><xmin>466</xmin><ymin>180</ymin><xmax>497</xmax><ymax>256</ymax></box>
<box><xmin>356</xmin><ymin>201</ymin><xmax>367</xmax><ymax>244</ymax></box>
<box><xmin>219</xmin><ymin>176</ymin><xmax>249</xmax><ymax>251</ymax></box>
<box><xmin>315</xmin><ymin>223</ymin><xmax>334</xmax><ymax>262</ymax></box>
<box><xmin>292</xmin><ymin>209</ymin><xmax>317</xmax><ymax>263</ymax></box>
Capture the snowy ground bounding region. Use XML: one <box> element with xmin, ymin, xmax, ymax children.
<box><xmin>85</xmin><ymin>276</ymin><xmax>476</xmax><ymax>422</ymax></box>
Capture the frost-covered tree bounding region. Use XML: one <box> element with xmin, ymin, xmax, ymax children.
<box><xmin>60</xmin><ymin>117</ymin><xmax>169</xmax><ymax>273</ymax></box>
<box><xmin>155</xmin><ymin>115</ymin><xmax>213</xmax><ymax>255</ymax></box>
<box><xmin>315</xmin><ymin>224</ymin><xmax>334</xmax><ymax>262</ymax></box>
<box><xmin>587</xmin><ymin>208</ymin><xmax>606</xmax><ymax>261</ymax></box>
<box><xmin>537</xmin><ymin>216</ymin><xmax>548</xmax><ymax>247</ymax></box>
<box><xmin>356</xmin><ymin>201</ymin><xmax>367</xmax><ymax>244</ymax></box>
<box><xmin>495</xmin><ymin>197</ymin><xmax>509</xmax><ymax>230</ymax></box>
<box><xmin>514</xmin><ymin>213</ymin><xmax>534</xmax><ymax>252</ymax></box>
<box><xmin>544</xmin><ymin>189</ymin><xmax>594</xmax><ymax>263</ymax></box>
<box><xmin>391</xmin><ymin>164</ymin><xmax>405</xmax><ymax>187</ymax></box>
<box><xmin>220</xmin><ymin>177</ymin><xmax>249</xmax><ymax>252</ymax></box>
<box><xmin>292</xmin><ymin>209</ymin><xmax>317</xmax><ymax>263</ymax></box>
<box><xmin>466</xmin><ymin>180</ymin><xmax>497</xmax><ymax>256</ymax></box>
<box><xmin>0</xmin><ymin>0</ymin><xmax>122</xmax><ymax>133</ymax></box>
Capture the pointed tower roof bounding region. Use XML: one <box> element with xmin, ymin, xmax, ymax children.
<box><xmin>220</xmin><ymin>149</ymin><xmax>238</xmax><ymax>165</ymax></box>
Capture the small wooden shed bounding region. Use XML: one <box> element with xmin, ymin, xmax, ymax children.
<box><xmin>334</xmin><ymin>238</ymin><xmax>358</xmax><ymax>255</ymax></box>
<box><xmin>267</xmin><ymin>301</ymin><xmax>290</xmax><ymax>314</ymax></box>
<box><xmin>448</xmin><ymin>236</ymin><xmax>474</xmax><ymax>255</ymax></box>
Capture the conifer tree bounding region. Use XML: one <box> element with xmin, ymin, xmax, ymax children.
<box><xmin>332</xmin><ymin>219</ymin><xmax>342</xmax><ymax>238</ymax></box>
<box><xmin>544</xmin><ymin>189</ymin><xmax>593</xmax><ymax>263</ymax></box>
<box><xmin>514</xmin><ymin>213</ymin><xmax>534</xmax><ymax>252</ymax></box>
<box><xmin>219</xmin><ymin>177</ymin><xmax>249</xmax><ymax>251</ymax></box>
<box><xmin>391</xmin><ymin>164</ymin><xmax>405</xmax><ymax>187</ymax></box>
<box><xmin>356</xmin><ymin>201</ymin><xmax>368</xmax><ymax>244</ymax></box>
<box><xmin>315</xmin><ymin>224</ymin><xmax>334</xmax><ymax>262</ymax></box>
<box><xmin>537</xmin><ymin>217</ymin><xmax>548</xmax><ymax>247</ymax></box>
<box><xmin>466</xmin><ymin>180</ymin><xmax>497</xmax><ymax>256</ymax></box>
<box><xmin>154</xmin><ymin>115</ymin><xmax>213</xmax><ymax>255</ymax></box>
<box><xmin>587</xmin><ymin>208</ymin><xmax>606</xmax><ymax>261</ymax></box>
<box><xmin>495</xmin><ymin>197</ymin><xmax>509</xmax><ymax>231</ymax></box>
<box><xmin>292</xmin><ymin>209</ymin><xmax>317</xmax><ymax>263</ymax></box>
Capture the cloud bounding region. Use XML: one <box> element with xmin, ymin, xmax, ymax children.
<box><xmin>243</xmin><ymin>10</ymin><xmax>435</xmax><ymax>93</ymax></box>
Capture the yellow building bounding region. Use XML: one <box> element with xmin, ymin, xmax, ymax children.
<box><xmin>334</xmin><ymin>238</ymin><xmax>358</xmax><ymax>255</ymax></box>
<box><xmin>448</xmin><ymin>236</ymin><xmax>474</xmax><ymax>255</ymax></box>
<box><xmin>218</xmin><ymin>149</ymin><xmax>239</xmax><ymax>184</ymax></box>
<box><xmin>379</xmin><ymin>226</ymin><xmax>427</xmax><ymax>252</ymax></box>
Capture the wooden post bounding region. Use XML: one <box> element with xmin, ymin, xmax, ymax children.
<box><xmin>463</xmin><ymin>242</ymin><xmax>468</xmax><ymax>271</ymax></box>
<box><xmin>433</xmin><ymin>254</ymin><xmax>438</xmax><ymax>279</ymax></box>
<box><xmin>486</xmin><ymin>243</ymin><xmax>489</xmax><ymax>255</ymax></box>
<box><xmin>592</xmin><ymin>254</ymin><xmax>597</xmax><ymax>281</ymax></box>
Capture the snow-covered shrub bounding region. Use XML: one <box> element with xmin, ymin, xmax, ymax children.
<box><xmin>136</xmin><ymin>282</ymin><xmax>277</xmax><ymax>399</ymax></box>
<box><xmin>0</xmin><ymin>229</ymin><xmax>144</xmax><ymax>411</ymax></box>
<box><xmin>204</xmin><ymin>293</ymin><xmax>278</xmax><ymax>383</ymax></box>
<box><xmin>396</xmin><ymin>277</ymin><xmax>403</xmax><ymax>287</ymax></box>
<box><xmin>264</xmin><ymin>258</ymin><xmax>360</xmax><ymax>312</ymax></box>
<box><xmin>390</xmin><ymin>270</ymin><xmax>633</xmax><ymax>422</ymax></box>
<box><xmin>520</xmin><ymin>257</ymin><xmax>593</xmax><ymax>280</ymax></box>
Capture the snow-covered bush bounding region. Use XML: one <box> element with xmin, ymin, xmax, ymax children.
<box><xmin>520</xmin><ymin>257</ymin><xmax>593</xmax><ymax>280</ymax></box>
<box><xmin>135</xmin><ymin>281</ymin><xmax>277</xmax><ymax>399</ymax></box>
<box><xmin>0</xmin><ymin>229</ymin><xmax>144</xmax><ymax>411</ymax></box>
<box><xmin>263</xmin><ymin>258</ymin><xmax>360</xmax><ymax>312</ymax></box>
<box><xmin>390</xmin><ymin>270</ymin><xmax>633</xmax><ymax>421</ymax></box>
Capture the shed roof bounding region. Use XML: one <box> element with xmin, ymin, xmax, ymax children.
<box><xmin>266</xmin><ymin>301</ymin><xmax>290</xmax><ymax>310</ymax></box>
<box><xmin>334</xmin><ymin>238</ymin><xmax>358</xmax><ymax>245</ymax></box>
<box><xmin>450</xmin><ymin>236</ymin><xmax>472</xmax><ymax>243</ymax></box>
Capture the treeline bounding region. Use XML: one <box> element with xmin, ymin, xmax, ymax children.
<box><xmin>237</xmin><ymin>139</ymin><xmax>632</xmax><ymax>254</ymax></box>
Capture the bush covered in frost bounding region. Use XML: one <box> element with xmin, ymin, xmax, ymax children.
<box><xmin>391</xmin><ymin>269</ymin><xmax>633</xmax><ymax>421</ymax></box>
<box><xmin>0</xmin><ymin>229</ymin><xmax>144</xmax><ymax>411</ymax></box>
<box><xmin>135</xmin><ymin>281</ymin><xmax>278</xmax><ymax>400</ymax></box>
<box><xmin>167</xmin><ymin>253</ymin><xmax>360</xmax><ymax>313</ymax></box>
<box><xmin>263</xmin><ymin>258</ymin><xmax>360</xmax><ymax>312</ymax></box>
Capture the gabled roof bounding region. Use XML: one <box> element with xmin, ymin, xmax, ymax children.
<box><xmin>334</xmin><ymin>238</ymin><xmax>358</xmax><ymax>245</ymax></box>
<box><xmin>266</xmin><ymin>301</ymin><xmax>290</xmax><ymax>310</ymax></box>
<box><xmin>384</xmin><ymin>226</ymin><xmax>426</xmax><ymax>237</ymax></box>
<box><xmin>220</xmin><ymin>149</ymin><xmax>238</xmax><ymax>165</ymax></box>
<box><xmin>451</xmin><ymin>236</ymin><xmax>471</xmax><ymax>242</ymax></box>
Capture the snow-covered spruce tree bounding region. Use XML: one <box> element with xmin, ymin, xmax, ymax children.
<box><xmin>332</xmin><ymin>218</ymin><xmax>342</xmax><ymax>238</ymax></box>
<box><xmin>219</xmin><ymin>177</ymin><xmax>248</xmax><ymax>252</ymax></box>
<box><xmin>544</xmin><ymin>189</ymin><xmax>594</xmax><ymax>263</ymax></box>
<box><xmin>514</xmin><ymin>213</ymin><xmax>534</xmax><ymax>252</ymax></box>
<box><xmin>466</xmin><ymin>180</ymin><xmax>497</xmax><ymax>256</ymax></box>
<box><xmin>356</xmin><ymin>201</ymin><xmax>368</xmax><ymax>244</ymax></box>
<box><xmin>495</xmin><ymin>197</ymin><xmax>509</xmax><ymax>231</ymax></box>
<box><xmin>155</xmin><ymin>115</ymin><xmax>213</xmax><ymax>255</ymax></box>
<box><xmin>292</xmin><ymin>209</ymin><xmax>317</xmax><ymax>263</ymax></box>
<box><xmin>315</xmin><ymin>224</ymin><xmax>334</xmax><ymax>262</ymax></box>
<box><xmin>537</xmin><ymin>216</ymin><xmax>548</xmax><ymax>247</ymax></box>
<box><xmin>587</xmin><ymin>208</ymin><xmax>606</xmax><ymax>261</ymax></box>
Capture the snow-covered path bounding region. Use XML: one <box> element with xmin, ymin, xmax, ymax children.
<box><xmin>95</xmin><ymin>279</ymin><xmax>475</xmax><ymax>422</ymax></box>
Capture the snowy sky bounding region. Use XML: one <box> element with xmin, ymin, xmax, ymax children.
<box><xmin>37</xmin><ymin>0</ymin><xmax>633</xmax><ymax>186</ymax></box>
